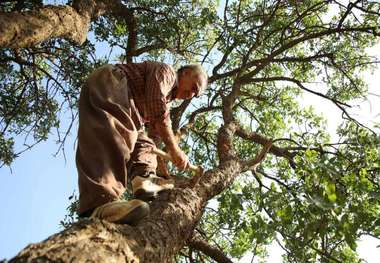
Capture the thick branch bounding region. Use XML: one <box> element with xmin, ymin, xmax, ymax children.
<box><xmin>0</xmin><ymin>0</ymin><xmax>126</xmax><ymax>48</ymax></box>
<box><xmin>217</xmin><ymin>122</ymin><xmax>237</xmax><ymax>162</ymax></box>
<box><xmin>10</xmin><ymin>186</ymin><xmax>206</xmax><ymax>262</ymax></box>
<box><xmin>0</xmin><ymin>5</ymin><xmax>90</xmax><ymax>48</ymax></box>
<box><xmin>9</xmin><ymin>157</ymin><xmax>244</xmax><ymax>262</ymax></box>
<box><xmin>188</xmin><ymin>236</ymin><xmax>233</xmax><ymax>263</ymax></box>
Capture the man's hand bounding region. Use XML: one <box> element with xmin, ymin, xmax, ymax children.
<box><xmin>153</xmin><ymin>119</ymin><xmax>189</xmax><ymax>170</ymax></box>
<box><xmin>170</xmin><ymin>147</ymin><xmax>189</xmax><ymax>171</ymax></box>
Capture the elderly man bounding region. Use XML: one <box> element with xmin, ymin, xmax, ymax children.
<box><xmin>76</xmin><ymin>61</ymin><xmax>208</xmax><ymax>224</ymax></box>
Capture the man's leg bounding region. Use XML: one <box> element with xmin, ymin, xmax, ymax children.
<box><xmin>128</xmin><ymin>132</ymin><xmax>174</xmax><ymax>201</ymax></box>
<box><xmin>76</xmin><ymin>65</ymin><xmax>148</xmax><ymax>224</ymax></box>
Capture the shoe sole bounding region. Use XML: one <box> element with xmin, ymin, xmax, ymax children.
<box><xmin>116</xmin><ymin>202</ymin><xmax>150</xmax><ymax>225</ymax></box>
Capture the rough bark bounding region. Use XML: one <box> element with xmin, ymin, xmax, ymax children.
<box><xmin>0</xmin><ymin>5</ymin><xmax>90</xmax><ymax>48</ymax></box>
<box><xmin>8</xmin><ymin>160</ymin><xmax>242</xmax><ymax>263</ymax></box>
<box><xmin>0</xmin><ymin>0</ymin><xmax>126</xmax><ymax>48</ymax></box>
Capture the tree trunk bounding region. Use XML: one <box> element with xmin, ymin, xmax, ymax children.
<box><xmin>8</xmin><ymin>160</ymin><xmax>241</xmax><ymax>262</ymax></box>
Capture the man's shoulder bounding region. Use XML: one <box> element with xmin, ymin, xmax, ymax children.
<box><xmin>145</xmin><ymin>62</ymin><xmax>176</xmax><ymax>87</ymax></box>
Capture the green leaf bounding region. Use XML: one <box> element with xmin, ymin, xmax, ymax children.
<box><xmin>325</xmin><ymin>181</ymin><xmax>337</xmax><ymax>202</ymax></box>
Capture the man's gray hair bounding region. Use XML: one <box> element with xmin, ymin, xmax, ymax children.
<box><xmin>177</xmin><ymin>64</ymin><xmax>208</xmax><ymax>96</ymax></box>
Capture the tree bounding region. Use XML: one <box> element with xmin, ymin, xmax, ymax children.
<box><xmin>1</xmin><ymin>0</ymin><xmax>380</xmax><ymax>262</ymax></box>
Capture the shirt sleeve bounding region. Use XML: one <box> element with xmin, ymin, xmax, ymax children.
<box><xmin>145</xmin><ymin>63</ymin><xmax>176</xmax><ymax>134</ymax></box>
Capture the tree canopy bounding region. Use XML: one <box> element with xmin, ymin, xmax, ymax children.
<box><xmin>1</xmin><ymin>0</ymin><xmax>380</xmax><ymax>262</ymax></box>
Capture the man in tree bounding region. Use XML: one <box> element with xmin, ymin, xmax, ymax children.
<box><xmin>76</xmin><ymin>62</ymin><xmax>208</xmax><ymax>224</ymax></box>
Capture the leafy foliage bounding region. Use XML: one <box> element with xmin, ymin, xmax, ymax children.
<box><xmin>1</xmin><ymin>0</ymin><xmax>380</xmax><ymax>262</ymax></box>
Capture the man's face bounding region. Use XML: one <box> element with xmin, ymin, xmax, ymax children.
<box><xmin>176</xmin><ymin>69</ymin><xmax>206</xmax><ymax>100</ymax></box>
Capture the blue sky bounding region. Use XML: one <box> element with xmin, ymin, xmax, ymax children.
<box><xmin>0</xmin><ymin>0</ymin><xmax>80</xmax><ymax>257</ymax></box>
<box><xmin>0</xmin><ymin>122</ymin><xmax>78</xmax><ymax>259</ymax></box>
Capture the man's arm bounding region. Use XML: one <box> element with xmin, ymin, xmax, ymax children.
<box><xmin>145</xmin><ymin>62</ymin><xmax>189</xmax><ymax>170</ymax></box>
<box><xmin>147</xmin><ymin>125</ymin><xmax>170</xmax><ymax>178</ymax></box>
<box><xmin>152</xmin><ymin>121</ymin><xmax>189</xmax><ymax>171</ymax></box>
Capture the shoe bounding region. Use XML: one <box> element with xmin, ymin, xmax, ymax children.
<box><xmin>90</xmin><ymin>199</ymin><xmax>149</xmax><ymax>225</ymax></box>
<box><xmin>131</xmin><ymin>172</ymin><xmax>174</xmax><ymax>201</ymax></box>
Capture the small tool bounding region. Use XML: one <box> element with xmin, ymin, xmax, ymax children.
<box><xmin>151</xmin><ymin>147</ymin><xmax>203</xmax><ymax>176</ymax></box>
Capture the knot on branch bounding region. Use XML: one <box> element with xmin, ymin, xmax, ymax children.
<box><xmin>217</xmin><ymin>122</ymin><xmax>237</xmax><ymax>162</ymax></box>
<box><xmin>188</xmin><ymin>234</ymin><xmax>233</xmax><ymax>263</ymax></box>
<box><xmin>72</xmin><ymin>0</ymin><xmax>114</xmax><ymax>18</ymax></box>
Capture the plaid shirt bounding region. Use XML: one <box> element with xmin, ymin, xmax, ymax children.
<box><xmin>116</xmin><ymin>61</ymin><xmax>176</xmax><ymax>134</ymax></box>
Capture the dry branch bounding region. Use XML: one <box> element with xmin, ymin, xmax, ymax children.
<box><xmin>188</xmin><ymin>235</ymin><xmax>233</xmax><ymax>263</ymax></box>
